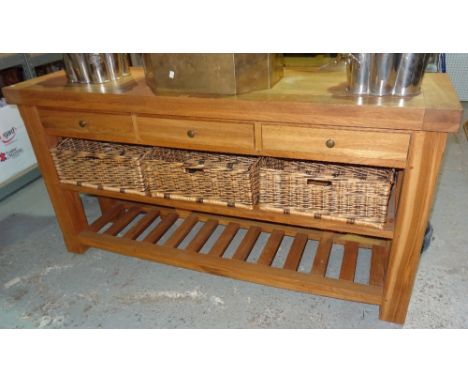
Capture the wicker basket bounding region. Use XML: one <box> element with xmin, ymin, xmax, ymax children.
<box><xmin>144</xmin><ymin>147</ymin><xmax>259</xmax><ymax>209</ymax></box>
<box><xmin>259</xmin><ymin>157</ymin><xmax>395</xmax><ymax>228</ymax></box>
<box><xmin>51</xmin><ymin>138</ymin><xmax>150</xmax><ymax>194</ymax></box>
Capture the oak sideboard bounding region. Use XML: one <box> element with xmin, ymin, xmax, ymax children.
<box><xmin>4</xmin><ymin>68</ymin><xmax>462</xmax><ymax>324</ymax></box>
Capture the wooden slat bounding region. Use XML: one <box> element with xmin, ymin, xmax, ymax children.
<box><xmin>143</xmin><ymin>212</ymin><xmax>179</xmax><ymax>244</ymax></box>
<box><xmin>370</xmin><ymin>245</ymin><xmax>388</xmax><ymax>287</ymax></box>
<box><xmin>232</xmin><ymin>226</ymin><xmax>262</xmax><ymax>261</ymax></box>
<box><xmin>283</xmin><ymin>233</ymin><xmax>308</xmax><ymax>271</ymax></box>
<box><xmin>151</xmin><ymin>204</ymin><xmax>388</xmax><ymax>249</ymax></box>
<box><xmin>311</xmin><ymin>233</ymin><xmax>334</xmax><ymax>276</ymax></box>
<box><xmin>165</xmin><ymin>214</ymin><xmax>199</xmax><ymax>248</ymax></box>
<box><xmin>79</xmin><ymin>230</ymin><xmax>384</xmax><ymax>305</ymax></box>
<box><xmin>339</xmin><ymin>241</ymin><xmax>359</xmax><ymax>281</ymax></box>
<box><xmin>123</xmin><ymin>209</ymin><xmax>160</xmax><ymax>240</ymax></box>
<box><xmin>104</xmin><ymin>206</ymin><xmax>142</xmax><ymax>236</ymax></box>
<box><xmin>207</xmin><ymin>222</ymin><xmax>240</xmax><ymax>257</ymax></box>
<box><xmin>186</xmin><ymin>219</ymin><xmax>218</xmax><ymax>252</ymax></box>
<box><xmin>257</xmin><ymin>229</ymin><xmax>284</xmax><ymax>266</ymax></box>
<box><xmin>89</xmin><ymin>204</ymin><xmax>125</xmax><ymax>232</ymax></box>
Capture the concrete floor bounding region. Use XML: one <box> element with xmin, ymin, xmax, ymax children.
<box><xmin>1</xmin><ymin>111</ymin><xmax>467</xmax><ymax>328</ymax></box>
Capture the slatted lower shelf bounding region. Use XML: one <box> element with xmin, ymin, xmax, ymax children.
<box><xmin>79</xmin><ymin>201</ymin><xmax>391</xmax><ymax>306</ymax></box>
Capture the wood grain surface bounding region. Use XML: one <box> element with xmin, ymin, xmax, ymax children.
<box><xmin>4</xmin><ymin>69</ymin><xmax>462</xmax><ymax>132</ymax></box>
<box><xmin>5</xmin><ymin>66</ymin><xmax>462</xmax><ymax>324</ymax></box>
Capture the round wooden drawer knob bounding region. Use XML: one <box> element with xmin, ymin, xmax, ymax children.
<box><xmin>78</xmin><ymin>120</ymin><xmax>87</xmax><ymax>128</ymax></box>
<box><xmin>187</xmin><ymin>129</ymin><xmax>196</xmax><ymax>138</ymax></box>
<box><xmin>325</xmin><ymin>138</ymin><xmax>335</xmax><ymax>148</ymax></box>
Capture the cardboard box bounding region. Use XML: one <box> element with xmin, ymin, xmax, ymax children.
<box><xmin>0</xmin><ymin>103</ymin><xmax>37</xmax><ymax>185</ymax></box>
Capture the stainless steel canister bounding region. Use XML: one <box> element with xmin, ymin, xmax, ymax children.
<box><xmin>63</xmin><ymin>53</ymin><xmax>131</xmax><ymax>84</ymax></box>
<box><xmin>63</xmin><ymin>54</ymin><xmax>79</xmax><ymax>83</ymax></box>
<box><xmin>119</xmin><ymin>54</ymin><xmax>130</xmax><ymax>77</ymax></box>
<box><xmin>393</xmin><ymin>53</ymin><xmax>428</xmax><ymax>96</ymax></box>
<box><xmin>369</xmin><ymin>53</ymin><xmax>401</xmax><ymax>96</ymax></box>
<box><xmin>346</xmin><ymin>53</ymin><xmax>372</xmax><ymax>95</ymax></box>
<box><xmin>103</xmin><ymin>53</ymin><xmax>120</xmax><ymax>81</ymax></box>
<box><xmin>86</xmin><ymin>53</ymin><xmax>109</xmax><ymax>83</ymax></box>
<box><xmin>64</xmin><ymin>53</ymin><xmax>91</xmax><ymax>83</ymax></box>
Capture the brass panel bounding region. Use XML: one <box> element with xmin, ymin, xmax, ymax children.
<box><xmin>143</xmin><ymin>53</ymin><xmax>283</xmax><ymax>95</ymax></box>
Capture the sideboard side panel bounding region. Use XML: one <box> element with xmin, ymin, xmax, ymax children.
<box><xmin>380</xmin><ymin>131</ymin><xmax>447</xmax><ymax>323</ymax></box>
<box><xmin>18</xmin><ymin>105</ymin><xmax>89</xmax><ymax>254</ymax></box>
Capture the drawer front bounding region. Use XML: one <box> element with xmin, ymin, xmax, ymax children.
<box><xmin>136</xmin><ymin>116</ymin><xmax>255</xmax><ymax>154</ymax></box>
<box><xmin>39</xmin><ymin>109</ymin><xmax>136</xmax><ymax>143</ymax></box>
<box><xmin>262</xmin><ymin>124</ymin><xmax>410</xmax><ymax>168</ymax></box>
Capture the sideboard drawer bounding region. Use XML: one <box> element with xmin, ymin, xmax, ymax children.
<box><xmin>136</xmin><ymin>116</ymin><xmax>255</xmax><ymax>154</ymax></box>
<box><xmin>39</xmin><ymin>109</ymin><xmax>136</xmax><ymax>143</ymax></box>
<box><xmin>261</xmin><ymin>124</ymin><xmax>410</xmax><ymax>167</ymax></box>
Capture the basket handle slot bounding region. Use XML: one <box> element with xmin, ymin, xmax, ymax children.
<box><xmin>81</xmin><ymin>154</ymin><xmax>101</xmax><ymax>160</ymax></box>
<box><xmin>100</xmin><ymin>143</ymin><xmax>126</xmax><ymax>156</ymax></box>
<box><xmin>185</xmin><ymin>167</ymin><xmax>205</xmax><ymax>174</ymax></box>
<box><xmin>306</xmin><ymin>179</ymin><xmax>332</xmax><ymax>187</ymax></box>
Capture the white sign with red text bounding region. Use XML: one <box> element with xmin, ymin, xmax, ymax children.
<box><xmin>0</xmin><ymin>103</ymin><xmax>37</xmax><ymax>184</ymax></box>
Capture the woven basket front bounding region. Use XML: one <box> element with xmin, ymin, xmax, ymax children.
<box><xmin>259</xmin><ymin>157</ymin><xmax>395</xmax><ymax>228</ymax></box>
<box><xmin>51</xmin><ymin>138</ymin><xmax>150</xmax><ymax>194</ymax></box>
<box><xmin>144</xmin><ymin>147</ymin><xmax>259</xmax><ymax>209</ymax></box>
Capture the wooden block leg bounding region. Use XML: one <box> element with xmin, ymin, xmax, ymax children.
<box><xmin>98</xmin><ymin>196</ymin><xmax>119</xmax><ymax>214</ymax></box>
<box><xmin>18</xmin><ymin>105</ymin><xmax>89</xmax><ymax>254</ymax></box>
<box><xmin>56</xmin><ymin>190</ymin><xmax>89</xmax><ymax>254</ymax></box>
<box><xmin>380</xmin><ymin>132</ymin><xmax>447</xmax><ymax>324</ymax></box>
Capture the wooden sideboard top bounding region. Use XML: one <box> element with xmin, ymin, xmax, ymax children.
<box><xmin>3</xmin><ymin>67</ymin><xmax>463</xmax><ymax>132</ymax></box>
